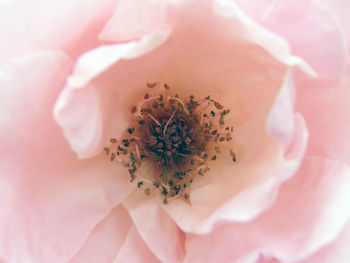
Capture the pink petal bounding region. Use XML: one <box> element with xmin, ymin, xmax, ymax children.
<box><xmin>114</xmin><ymin>225</ymin><xmax>161</xmax><ymax>263</ymax></box>
<box><xmin>296</xmin><ymin>64</ymin><xmax>350</xmax><ymax>165</ymax></box>
<box><xmin>234</xmin><ymin>0</ymin><xmax>347</xmax><ymax>85</ymax></box>
<box><xmin>317</xmin><ymin>0</ymin><xmax>350</xmax><ymax>52</ymax></box>
<box><xmin>123</xmin><ymin>191</ymin><xmax>185</xmax><ymax>263</ymax></box>
<box><xmin>184</xmin><ymin>156</ymin><xmax>350</xmax><ymax>262</ymax></box>
<box><xmin>54</xmin><ymin>30</ymin><xmax>171</xmax><ymax>158</ymax></box>
<box><xmin>0</xmin><ymin>0</ymin><xmax>117</xmax><ymax>65</ymax></box>
<box><xmin>296</xmin><ymin>220</ymin><xmax>350</xmax><ymax>263</ymax></box>
<box><xmin>267</xmin><ymin>69</ymin><xmax>297</xmax><ymax>152</ymax></box>
<box><xmin>0</xmin><ymin>51</ymin><xmax>134</xmax><ymax>263</ymax></box>
<box><xmin>99</xmin><ymin>0</ymin><xmax>173</xmax><ymax>42</ymax></box>
<box><xmin>162</xmin><ymin>69</ymin><xmax>308</xmax><ymax>234</ymax></box>
<box><xmin>70</xmin><ymin>205</ymin><xmax>132</xmax><ymax>263</ymax></box>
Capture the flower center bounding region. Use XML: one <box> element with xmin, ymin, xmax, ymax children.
<box><xmin>104</xmin><ymin>83</ymin><xmax>236</xmax><ymax>203</ymax></box>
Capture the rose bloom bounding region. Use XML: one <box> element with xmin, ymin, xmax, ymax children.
<box><xmin>1</xmin><ymin>0</ymin><xmax>350</xmax><ymax>262</ymax></box>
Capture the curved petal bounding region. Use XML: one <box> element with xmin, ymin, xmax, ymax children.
<box><xmin>213</xmin><ymin>0</ymin><xmax>315</xmax><ymax>76</ymax></box>
<box><xmin>162</xmin><ymin>69</ymin><xmax>308</xmax><ymax>234</ymax></box>
<box><xmin>317</xmin><ymin>0</ymin><xmax>350</xmax><ymax>52</ymax></box>
<box><xmin>69</xmin><ymin>205</ymin><xmax>132</xmax><ymax>263</ymax></box>
<box><xmin>114</xmin><ymin>225</ymin><xmax>161</xmax><ymax>263</ymax></box>
<box><xmin>256</xmin><ymin>157</ymin><xmax>350</xmax><ymax>262</ymax></box>
<box><xmin>0</xmin><ymin>51</ymin><xmax>134</xmax><ymax>263</ymax></box>
<box><xmin>234</xmin><ymin>0</ymin><xmax>347</xmax><ymax>85</ymax></box>
<box><xmin>0</xmin><ymin>0</ymin><xmax>117</xmax><ymax>65</ymax></box>
<box><xmin>296</xmin><ymin>64</ymin><xmax>350</xmax><ymax>166</ymax></box>
<box><xmin>184</xmin><ymin>156</ymin><xmax>350</xmax><ymax>262</ymax></box>
<box><xmin>123</xmin><ymin>191</ymin><xmax>185</xmax><ymax>263</ymax></box>
<box><xmin>267</xmin><ymin>69</ymin><xmax>296</xmax><ymax>152</ymax></box>
<box><xmin>296</xmin><ymin>220</ymin><xmax>350</xmax><ymax>263</ymax></box>
<box><xmin>54</xmin><ymin>30</ymin><xmax>171</xmax><ymax>158</ymax></box>
<box><xmin>99</xmin><ymin>0</ymin><xmax>175</xmax><ymax>42</ymax></box>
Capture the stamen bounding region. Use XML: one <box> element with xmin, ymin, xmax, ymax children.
<box><xmin>168</xmin><ymin>97</ymin><xmax>190</xmax><ymax>115</ymax></box>
<box><xmin>135</xmin><ymin>144</ymin><xmax>141</xmax><ymax>160</ymax></box>
<box><xmin>163</xmin><ymin>109</ymin><xmax>177</xmax><ymax>136</ymax></box>
<box><xmin>104</xmin><ymin>83</ymin><xmax>236</xmax><ymax>203</ymax></box>
<box><xmin>136</xmin><ymin>96</ymin><xmax>160</xmax><ymax>116</ymax></box>
<box><xmin>147</xmin><ymin>113</ymin><xmax>161</xmax><ymax>126</ymax></box>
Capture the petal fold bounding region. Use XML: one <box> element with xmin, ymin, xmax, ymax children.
<box><xmin>184</xmin><ymin>156</ymin><xmax>350</xmax><ymax>262</ymax></box>
<box><xmin>123</xmin><ymin>191</ymin><xmax>185</xmax><ymax>263</ymax></box>
<box><xmin>54</xmin><ymin>30</ymin><xmax>171</xmax><ymax>158</ymax></box>
<box><xmin>70</xmin><ymin>205</ymin><xmax>132</xmax><ymax>263</ymax></box>
<box><xmin>114</xmin><ymin>225</ymin><xmax>161</xmax><ymax>263</ymax></box>
<box><xmin>234</xmin><ymin>0</ymin><xmax>347</xmax><ymax>85</ymax></box>
<box><xmin>0</xmin><ymin>51</ymin><xmax>134</xmax><ymax>263</ymax></box>
<box><xmin>99</xmin><ymin>0</ymin><xmax>172</xmax><ymax>42</ymax></box>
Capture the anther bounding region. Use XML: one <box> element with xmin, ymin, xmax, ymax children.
<box><xmin>147</xmin><ymin>82</ymin><xmax>157</xmax><ymax>88</ymax></box>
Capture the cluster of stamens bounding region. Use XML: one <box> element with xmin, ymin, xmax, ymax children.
<box><xmin>104</xmin><ymin>83</ymin><xmax>236</xmax><ymax>204</ymax></box>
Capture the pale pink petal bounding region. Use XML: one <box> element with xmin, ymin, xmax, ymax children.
<box><xmin>213</xmin><ymin>0</ymin><xmax>315</xmax><ymax>76</ymax></box>
<box><xmin>99</xmin><ymin>0</ymin><xmax>174</xmax><ymax>42</ymax></box>
<box><xmin>317</xmin><ymin>0</ymin><xmax>350</xmax><ymax>52</ymax></box>
<box><xmin>267</xmin><ymin>69</ymin><xmax>297</xmax><ymax>152</ymax></box>
<box><xmin>54</xmin><ymin>30</ymin><xmax>171</xmax><ymax>158</ymax></box>
<box><xmin>185</xmin><ymin>156</ymin><xmax>350</xmax><ymax>262</ymax></box>
<box><xmin>296</xmin><ymin>64</ymin><xmax>350</xmax><ymax>165</ymax></box>
<box><xmin>257</xmin><ymin>256</ymin><xmax>281</xmax><ymax>263</ymax></box>
<box><xmin>256</xmin><ymin>157</ymin><xmax>350</xmax><ymax>262</ymax></box>
<box><xmin>114</xmin><ymin>225</ymin><xmax>161</xmax><ymax>263</ymax></box>
<box><xmin>162</xmin><ymin>69</ymin><xmax>308</xmax><ymax>233</ymax></box>
<box><xmin>0</xmin><ymin>0</ymin><xmax>117</xmax><ymax>65</ymax></box>
<box><xmin>231</xmin><ymin>0</ymin><xmax>350</xmax><ymax>165</ymax></box>
<box><xmin>0</xmin><ymin>51</ymin><xmax>134</xmax><ymax>263</ymax></box>
<box><xmin>185</xmin><ymin>222</ymin><xmax>260</xmax><ymax>263</ymax></box>
<box><xmin>296</xmin><ymin>220</ymin><xmax>350</xmax><ymax>263</ymax></box>
<box><xmin>70</xmin><ymin>205</ymin><xmax>132</xmax><ymax>263</ymax></box>
<box><xmin>234</xmin><ymin>0</ymin><xmax>347</xmax><ymax>85</ymax></box>
<box><xmin>123</xmin><ymin>191</ymin><xmax>185</xmax><ymax>263</ymax></box>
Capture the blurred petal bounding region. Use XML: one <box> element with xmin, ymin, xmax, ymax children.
<box><xmin>99</xmin><ymin>0</ymin><xmax>173</xmax><ymax>42</ymax></box>
<box><xmin>185</xmin><ymin>156</ymin><xmax>350</xmax><ymax>262</ymax></box>
<box><xmin>70</xmin><ymin>205</ymin><xmax>132</xmax><ymax>263</ymax></box>
<box><xmin>317</xmin><ymin>0</ymin><xmax>350</xmax><ymax>52</ymax></box>
<box><xmin>0</xmin><ymin>51</ymin><xmax>134</xmax><ymax>263</ymax></box>
<box><xmin>296</xmin><ymin>220</ymin><xmax>350</xmax><ymax>263</ymax></box>
<box><xmin>123</xmin><ymin>191</ymin><xmax>185</xmax><ymax>263</ymax></box>
<box><xmin>234</xmin><ymin>0</ymin><xmax>347</xmax><ymax>85</ymax></box>
<box><xmin>296</xmin><ymin>64</ymin><xmax>350</xmax><ymax>165</ymax></box>
<box><xmin>0</xmin><ymin>0</ymin><xmax>117</xmax><ymax>65</ymax></box>
<box><xmin>257</xmin><ymin>157</ymin><xmax>350</xmax><ymax>261</ymax></box>
<box><xmin>114</xmin><ymin>225</ymin><xmax>161</xmax><ymax>263</ymax></box>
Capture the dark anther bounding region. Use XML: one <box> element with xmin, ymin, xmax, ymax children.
<box><xmin>103</xmin><ymin>147</ymin><xmax>110</xmax><ymax>155</ymax></box>
<box><xmin>147</xmin><ymin>82</ymin><xmax>157</xmax><ymax>88</ymax></box>
<box><xmin>131</xmin><ymin>105</ymin><xmax>137</xmax><ymax>113</ymax></box>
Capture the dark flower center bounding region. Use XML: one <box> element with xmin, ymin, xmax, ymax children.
<box><xmin>104</xmin><ymin>83</ymin><xmax>236</xmax><ymax>203</ymax></box>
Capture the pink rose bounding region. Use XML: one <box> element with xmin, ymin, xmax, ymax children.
<box><xmin>1</xmin><ymin>0</ymin><xmax>349</xmax><ymax>262</ymax></box>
